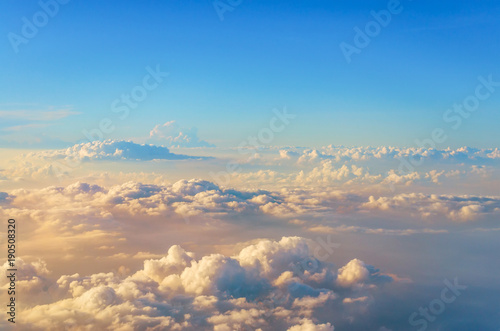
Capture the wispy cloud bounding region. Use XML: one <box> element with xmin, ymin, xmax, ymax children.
<box><xmin>0</xmin><ymin>123</ymin><xmax>51</xmax><ymax>132</ymax></box>
<box><xmin>0</xmin><ymin>108</ymin><xmax>80</xmax><ymax>121</ymax></box>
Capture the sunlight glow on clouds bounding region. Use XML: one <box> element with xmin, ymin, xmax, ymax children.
<box><xmin>25</xmin><ymin>140</ymin><xmax>207</xmax><ymax>162</ymax></box>
<box><xmin>1</xmin><ymin>143</ymin><xmax>499</xmax><ymax>330</ymax></box>
<box><xmin>3</xmin><ymin>237</ymin><xmax>392</xmax><ymax>330</ymax></box>
<box><xmin>3</xmin><ymin>0</ymin><xmax>500</xmax><ymax>329</ymax></box>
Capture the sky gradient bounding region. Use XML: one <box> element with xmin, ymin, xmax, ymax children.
<box><xmin>0</xmin><ymin>1</ymin><xmax>499</xmax><ymax>330</ymax></box>
<box><xmin>1</xmin><ymin>0</ymin><xmax>500</xmax><ymax>148</ymax></box>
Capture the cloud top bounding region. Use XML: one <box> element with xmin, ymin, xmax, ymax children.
<box><xmin>27</xmin><ymin>140</ymin><xmax>208</xmax><ymax>162</ymax></box>
<box><xmin>147</xmin><ymin>121</ymin><xmax>215</xmax><ymax>148</ymax></box>
<box><xmin>10</xmin><ymin>237</ymin><xmax>392</xmax><ymax>330</ymax></box>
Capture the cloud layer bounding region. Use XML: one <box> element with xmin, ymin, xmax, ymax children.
<box><xmin>2</xmin><ymin>143</ymin><xmax>499</xmax><ymax>330</ymax></box>
<box><xmin>5</xmin><ymin>237</ymin><xmax>393</xmax><ymax>330</ymax></box>
<box><xmin>26</xmin><ymin>140</ymin><xmax>207</xmax><ymax>162</ymax></box>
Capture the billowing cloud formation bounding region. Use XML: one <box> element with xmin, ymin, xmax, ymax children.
<box><xmin>2</xmin><ymin>143</ymin><xmax>498</xmax><ymax>194</ymax></box>
<box><xmin>147</xmin><ymin>121</ymin><xmax>215</xmax><ymax>148</ymax></box>
<box><xmin>2</xmin><ymin>180</ymin><xmax>499</xmax><ymax>226</ymax></box>
<box><xmin>363</xmin><ymin>193</ymin><xmax>500</xmax><ymax>221</ymax></box>
<box><xmin>207</xmin><ymin>145</ymin><xmax>500</xmax><ymax>191</ymax></box>
<box><xmin>287</xmin><ymin>146</ymin><xmax>500</xmax><ymax>164</ymax></box>
<box><xmin>1</xmin><ymin>141</ymin><xmax>498</xmax><ymax>330</ymax></box>
<box><xmin>308</xmin><ymin>225</ymin><xmax>447</xmax><ymax>236</ymax></box>
<box><xmin>1</xmin><ymin>178</ymin><xmax>477</xmax><ymax>291</ymax></box>
<box><xmin>11</xmin><ymin>237</ymin><xmax>392</xmax><ymax>330</ymax></box>
<box><xmin>25</xmin><ymin>140</ymin><xmax>206</xmax><ymax>162</ymax></box>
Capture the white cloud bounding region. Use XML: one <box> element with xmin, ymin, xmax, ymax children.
<box><xmin>26</xmin><ymin>140</ymin><xmax>207</xmax><ymax>162</ymax></box>
<box><xmin>147</xmin><ymin>121</ymin><xmax>215</xmax><ymax>148</ymax></box>
<box><xmin>2</xmin><ymin>180</ymin><xmax>498</xmax><ymax>236</ymax></box>
<box><xmin>363</xmin><ymin>193</ymin><xmax>500</xmax><ymax>221</ymax></box>
<box><xmin>287</xmin><ymin>319</ymin><xmax>334</xmax><ymax>331</ymax></box>
<box><xmin>308</xmin><ymin>225</ymin><xmax>448</xmax><ymax>236</ymax></box>
<box><xmin>17</xmin><ymin>237</ymin><xmax>391</xmax><ymax>330</ymax></box>
<box><xmin>295</xmin><ymin>146</ymin><xmax>500</xmax><ymax>164</ymax></box>
<box><xmin>0</xmin><ymin>108</ymin><xmax>79</xmax><ymax>121</ymax></box>
<box><xmin>336</xmin><ymin>259</ymin><xmax>370</xmax><ymax>287</ymax></box>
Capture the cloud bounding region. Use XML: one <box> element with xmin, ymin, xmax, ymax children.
<box><xmin>0</xmin><ymin>258</ymin><xmax>52</xmax><ymax>306</ymax></box>
<box><xmin>287</xmin><ymin>319</ymin><xmax>334</xmax><ymax>331</ymax></box>
<box><xmin>3</xmin><ymin>179</ymin><xmax>499</xmax><ymax>232</ymax></box>
<box><xmin>363</xmin><ymin>193</ymin><xmax>500</xmax><ymax>221</ymax></box>
<box><xmin>16</xmin><ymin>237</ymin><xmax>391</xmax><ymax>330</ymax></box>
<box><xmin>294</xmin><ymin>162</ymin><xmax>382</xmax><ymax>186</ymax></box>
<box><xmin>26</xmin><ymin>140</ymin><xmax>208</xmax><ymax>162</ymax></box>
<box><xmin>307</xmin><ymin>225</ymin><xmax>448</xmax><ymax>236</ymax></box>
<box><xmin>3</xmin><ymin>142</ymin><xmax>499</xmax><ymax>193</ymax></box>
<box><xmin>0</xmin><ymin>123</ymin><xmax>52</xmax><ymax>132</ymax></box>
<box><xmin>220</xmin><ymin>157</ymin><xmax>498</xmax><ymax>191</ymax></box>
<box><xmin>0</xmin><ymin>108</ymin><xmax>80</xmax><ymax>121</ymax></box>
<box><xmin>336</xmin><ymin>259</ymin><xmax>371</xmax><ymax>287</ymax></box>
<box><xmin>147</xmin><ymin>121</ymin><xmax>215</xmax><ymax>148</ymax></box>
<box><xmin>0</xmin><ymin>106</ymin><xmax>80</xmax><ymax>148</ymax></box>
<box><xmin>293</xmin><ymin>146</ymin><xmax>500</xmax><ymax>164</ymax></box>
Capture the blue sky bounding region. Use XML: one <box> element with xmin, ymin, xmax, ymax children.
<box><xmin>1</xmin><ymin>0</ymin><xmax>499</xmax><ymax>148</ymax></box>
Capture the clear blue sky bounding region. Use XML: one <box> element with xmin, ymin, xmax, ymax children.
<box><xmin>1</xmin><ymin>0</ymin><xmax>499</xmax><ymax>148</ymax></box>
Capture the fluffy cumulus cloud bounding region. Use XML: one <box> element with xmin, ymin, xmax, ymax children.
<box><xmin>2</xmin><ymin>142</ymin><xmax>499</xmax><ymax>330</ymax></box>
<box><xmin>287</xmin><ymin>146</ymin><xmax>500</xmax><ymax>164</ymax></box>
<box><xmin>363</xmin><ymin>193</ymin><xmax>500</xmax><ymax>221</ymax></box>
<box><xmin>287</xmin><ymin>319</ymin><xmax>334</xmax><ymax>331</ymax></box>
<box><xmin>147</xmin><ymin>121</ymin><xmax>215</xmax><ymax>148</ymax></box>
<box><xmin>1</xmin><ymin>180</ymin><xmax>499</xmax><ymax>236</ymax></box>
<box><xmin>0</xmin><ymin>259</ymin><xmax>52</xmax><ymax>306</ymax></box>
<box><xmin>220</xmin><ymin>152</ymin><xmax>499</xmax><ymax>191</ymax></box>
<box><xmin>0</xmin><ymin>141</ymin><xmax>214</xmax><ymax>183</ymax></box>
<box><xmin>226</xmin><ymin>145</ymin><xmax>500</xmax><ymax>170</ymax></box>
<box><xmin>14</xmin><ymin>237</ymin><xmax>392</xmax><ymax>330</ymax></box>
<box><xmin>0</xmin><ymin>179</ymin><xmax>303</xmax><ymax>223</ymax></box>
<box><xmin>308</xmin><ymin>225</ymin><xmax>448</xmax><ymax>236</ymax></box>
<box><xmin>3</xmin><ymin>143</ymin><xmax>499</xmax><ymax>192</ymax></box>
<box><xmin>25</xmin><ymin>140</ymin><xmax>206</xmax><ymax>162</ymax></box>
<box><xmin>0</xmin><ymin>178</ymin><xmax>494</xmax><ymax>290</ymax></box>
<box><xmin>229</xmin><ymin>145</ymin><xmax>499</xmax><ymax>188</ymax></box>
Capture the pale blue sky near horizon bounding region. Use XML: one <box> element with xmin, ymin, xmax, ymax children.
<box><xmin>1</xmin><ymin>0</ymin><xmax>499</xmax><ymax>149</ymax></box>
